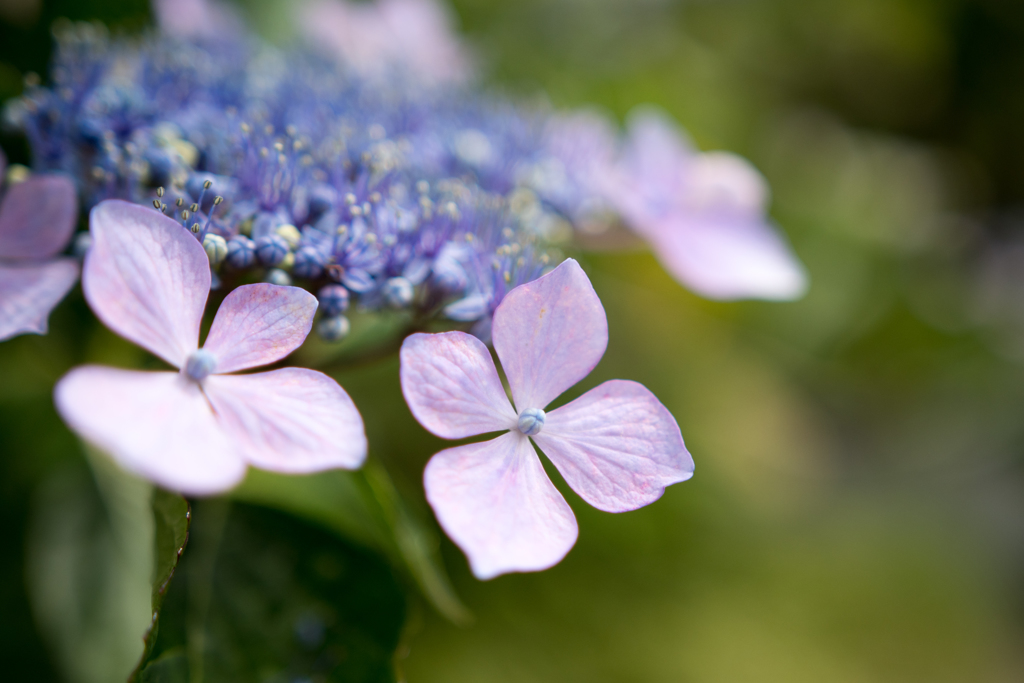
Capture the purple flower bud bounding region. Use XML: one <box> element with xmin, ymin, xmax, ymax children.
<box><xmin>255</xmin><ymin>234</ymin><xmax>290</xmax><ymax>266</ymax></box>
<box><xmin>318</xmin><ymin>284</ymin><xmax>350</xmax><ymax>316</ymax></box>
<box><xmin>225</xmin><ymin>235</ymin><xmax>256</xmax><ymax>269</ymax></box>
<box><xmin>292</xmin><ymin>245</ymin><xmax>326</xmax><ymax>279</ymax></box>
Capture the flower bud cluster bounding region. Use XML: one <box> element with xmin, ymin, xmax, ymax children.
<box><xmin>5</xmin><ymin>22</ymin><xmax>600</xmax><ymax>341</ymax></box>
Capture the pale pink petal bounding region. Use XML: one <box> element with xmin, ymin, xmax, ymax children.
<box><xmin>683</xmin><ymin>152</ymin><xmax>769</xmax><ymax>217</ymax></box>
<box><xmin>532</xmin><ymin>380</ymin><xmax>693</xmax><ymax>513</ymax></box>
<box><xmin>152</xmin><ymin>0</ymin><xmax>242</xmax><ymax>38</ymax></box>
<box><xmin>648</xmin><ymin>214</ymin><xmax>808</xmax><ymax>301</ymax></box>
<box><xmin>0</xmin><ymin>175</ymin><xmax>77</xmax><ymax>260</ymax></box>
<box><xmin>400</xmin><ymin>331</ymin><xmax>517</xmax><ymax>439</ymax></box>
<box><xmin>0</xmin><ymin>260</ymin><xmax>79</xmax><ymax>341</ymax></box>
<box><xmin>204</xmin><ymin>368</ymin><xmax>367</xmax><ymax>473</ymax></box>
<box><xmin>491</xmin><ymin>258</ymin><xmax>607</xmax><ymax>412</ymax></box>
<box><xmin>378</xmin><ymin>0</ymin><xmax>473</xmax><ymax>84</ymax></box>
<box><xmin>424</xmin><ymin>431</ymin><xmax>577</xmax><ymax>579</ymax></box>
<box><xmin>300</xmin><ymin>0</ymin><xmax>472</xmax><ymax>85</ymax></box>
<box><xmin>607</xmin><ymin>107</ymin><xmax>808</xmax><ymax>301</ymax></box>
<box><xmin>621</xmin><ymin>107</ymin><xmax>694</xmax><ymax>194</ymax></box>
<box><xmin>83</xmin><ymin>200</ymin><xmax>209</xmax><ymax>367</ymax></box>
<box><xmin>54</xmin><ymin>366</ymin><xmax>246</xmax><ymax>495</ymax></box>
<box><xmin>300</xmin><ymin>0</ymin><xmax>391</xmax><ymax>77</ymax></box>
<box><xmin>202</xmin><ymin>284</ymin><xmax>317</xmax><ymax>373</ymax></box>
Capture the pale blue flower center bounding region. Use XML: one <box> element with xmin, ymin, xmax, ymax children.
<box><xmin>184</xmin><ymin>349</ymin><xmax>217</xmax><ymax>381</ymax></box>
<box><xmin>517</xmin><ymin>408</ymin><xmax>545</xmax><ymax>436</ymax></box>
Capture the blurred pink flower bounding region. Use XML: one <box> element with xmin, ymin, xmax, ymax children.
<box><xmin>152</xmin><ymin>0</ymin><xmax>242</xmax><ymax>39</ymax></box>
<box><xmin>0</xmin><ymin>151</ymin><xmax>80</xmax><ymax>342</ymax></box>
<box><xmin>299</xmin><ymin>0</ymin><xmax>474</xmax><ymax>86</ymax></box>
<box><xmin>607</xmin><ymin>107</ymin><xmax>808</xmax><ymax>301</ymax></box>
<box><xmin>401</xmin><ymin>258</ymin><xmax>693</xmax><ymax>579</ymax></box>
<box><xmin>55</xmin><ymin>200</ymin><xmax>366</xmax><ymax>495</ymax></box>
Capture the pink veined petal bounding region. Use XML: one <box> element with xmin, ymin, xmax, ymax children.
<box><xmin>0</xmin><ymin>260</ymin><xmax>79</xmax><ymax>341</ymax></box>
<box><xmin>0</xmin><ymin>175</ymin><xmax>77</xmax><ymax>260</ymax></box>
<box><xmin>202</xmin><ymin>284</ymin><xmax>317</xmax><ymax>373</ymax></box>
<box><xmin>54</xmin><ymin>366</ymin><xmax>247</xmax><ymax>495</ymax></box>
<box><xmin>204</xmin><ymin>367</ymin><xmax>367</xmax><ymax>473</ymax></box>
<box><xmin>647</xmin><ymin>213</ymin><xmax>808</xmax><ymax>301</ymax></box>
<box><xmin>83</xmin><ymin>200</ymin><xmax>209</xmax><ymax>367</ymax></box>
<box><xmin>533</xmin><ymin>379</ymin><xmax>694</xmax><ymax>513</ymax></box>
<box><xmin>492</xmin><ymin>258</ymin><xmax>608</xmax><ymax>412</ymax></box>
<box><xmin>424</xmin><ymin>431</ymin><xmax>578</xmax><ymax>579</ymax></box>
<box><xmin>400</xmin><ymin>331</ymin><xmax>517</xmax><ymax>439</ymax></box>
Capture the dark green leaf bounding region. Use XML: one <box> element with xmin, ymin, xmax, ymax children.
<box><xmin>233</xmin><ymin>463</ymin><xmax>470</xmax><ymax>623</ymax></box>
<box><xmin>130</xmin><ymin>489</ymin><xmax>191</xmax><ymax>682</ymax></box>
<box><xmin>136</xmin><ymin>650</ymin><xmax>188</xmax><ymax>683</ymax></box>
<box><xmin>137</xmin><ymin>501</ymin><xmax>407</xmax><ymax>683</ymax></box>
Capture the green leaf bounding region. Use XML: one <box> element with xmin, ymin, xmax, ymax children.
<box><xmin>294</xmin><ymin>309</ymin><xmax>412</xmax><ymax>369</ymax></box>
<box><xmin>26</xmin><ymin>445</ymin><xmax>192</xmax><ymax>683</ymax></box>
<box><xmin>136</xmin><ymin>650</ymin><xmax>188</xmax><ymax>683</ymax></box>
<box><xmin>233</xmin><ymin>463</ymin><xmax>470</xmax><ymax>624</ymax></box>
<box><xmin>363</xmin><ymin>461</ymin><xmax>472</xmax><ymax>625</ymax></box>
<box><xmin>136</xmin><ymin>501</ymin><xmax>407</xmax><ymax>683</ymax></box>
<box><xmin>26</xmin><ymin>452</ymin><xmax>154</xmax><ymax>683</ymax></box>
<box><xmin>233</xmin><ymin>467</ymin><xmax>391</xmax><ymax>551</ymax></box>
<box><xmin>130</xmin><ymin>489</ymin><xmax>191</xmax><ymax>682</ymax></box>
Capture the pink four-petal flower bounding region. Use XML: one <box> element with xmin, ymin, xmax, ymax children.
<box><xmin>401</xmin><ymin>259</ymin><xmax>694</xmax><ymax>579</ymax></box>
<box><xmin>607</xmin><ymin>108</ymin><xmax>808</xmax><ymax>301</ymax></box>
<box><xmin>55</xmin><ymin>200</ymin><xmax>367</xmax><ymax>495</ymax></box>
<box><xmin>0</xmin><ymin>151</ymin><xmax>80</xmax><ymax>341</ymax></box>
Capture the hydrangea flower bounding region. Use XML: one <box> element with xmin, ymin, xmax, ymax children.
<box><xmin>400</xmin><ymin>259</ymin><xmax>694</xmax><ymax>578</ymax></box>
<box><xmin>606</xmin><ymin>107</ymin><xmax>808</xmax><ymax>301</ymax></box>
<box><xmin>0</xmin><ymin>150</ymin><xmax>80</xmax><ymax>341</ymax></box>
<box><xmin>54</xmin><ymin>200</ymin><xmax>367</xmax><ymax>494</ymax></box>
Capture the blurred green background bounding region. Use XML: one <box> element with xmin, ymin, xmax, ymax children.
<box><xmin>4</xmin><ymin>0</ymin><xmax>1024</xmax><ymax>681</ymax></box>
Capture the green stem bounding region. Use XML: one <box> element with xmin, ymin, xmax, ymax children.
<box><xmin>185</xmin><ymin>498</ymin><xmax>230</xmax><ymax>683</ymax></box>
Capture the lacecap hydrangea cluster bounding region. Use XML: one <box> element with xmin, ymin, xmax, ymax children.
<box><xmin>5</xmin><ymin>20</ymin><xmax>589</xmax><ymax>341</ymax></box>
